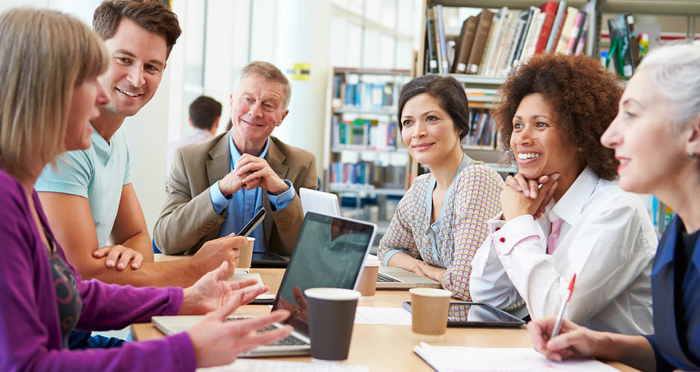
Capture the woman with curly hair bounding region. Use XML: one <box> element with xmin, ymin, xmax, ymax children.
<box><xmin>469</xmin><ymin>53</ymin><xmax>657</xmax><ymax>335</ymax></box>
<box><xmin>377</xmin><ymin>75</ymin><xmax>503</xmax><ymax>301</ymax></box>
<box><xmin>527</xmin><ymin>42</ymin><xmax>700</xmax><ymax>372</ymax></box>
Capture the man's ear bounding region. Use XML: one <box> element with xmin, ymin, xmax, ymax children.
<box><xmin>213</xmin><ymin>116</ymin><xmax>221</xmax><ymax>130</ymax></box>
<box><xmin>188</xmin><ymin>117</ymin><xmax>194</xmax><ymax>128</ymax></box>
<box><xmin>277</xmin><ymin>109</ymin><xmax>290</xmax><ymax>127</ymax></box>
<box><xmin>685</xmin><ymin>114</ymin><xmax>700</xmax><ymax>156</ymax></box>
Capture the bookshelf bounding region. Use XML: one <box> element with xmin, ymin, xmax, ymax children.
<box><xmin>412</xmin><ymin>0</ymin><xmax>700</xmax><ymax>182</ymax></box>
<box><xmin>323</xmin><ymin>67</ymin><xmax>412</xmax><ymax>246</ymax></box>
<box><xmin>415</xmin><ymin>0</ymin><xmax>700</xmax><ymax>235</ymax></box>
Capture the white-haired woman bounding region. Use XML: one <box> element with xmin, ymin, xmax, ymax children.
<box><xmin>0</xmin><ymin>8</ymin><xmax>291</xmax><ymax>371</ymax></box>
<box><xmin>527</xmin><ymin>42</ymin><xmax>700</xmax><ymax>372</ymax></box>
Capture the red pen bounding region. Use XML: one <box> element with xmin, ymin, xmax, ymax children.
<box><xmin>550</xmin><ymin>274</ymin><xmax>576</xmax><ymax>339</ymax></box>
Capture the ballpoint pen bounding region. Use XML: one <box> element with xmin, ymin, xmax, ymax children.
<box><xmin>547</xmin><ymin>274</ymin><xmax>576</xmax><ymax>355</ymax></box>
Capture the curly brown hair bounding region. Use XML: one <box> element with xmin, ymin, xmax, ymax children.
<box><xmin>492</xmin><ymin>53</ymin><xmax>622</xmax><ymax>180</ymax></box>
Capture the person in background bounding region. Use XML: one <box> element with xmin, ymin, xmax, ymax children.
<box><xmin>377</xmin><ymin>75</ymin><xmax>504</xmax><ymax>301</ymax></box>
<box><xmin>0</xmin><ymin>8</ymin><xmax>291</xmax><ymax>371</ymax></box>
<box><xmin>528</xmin><ymin>42</ymin><xmax>700</xmax><ymax>372</ymax></box>
<box><xmin>166</xmin><ymin>95</ymin><xmax>222</xmax><ymax>176</ymax></box>
<box><xmin>36</xmin><ymin>0</ymin><xmax>244</xmax><ymax>289</ymax></box>
<box><xmin>469</xmin><ymin>53</ymin><xmax>656</xmax><ymax>334</ymax></box>
<box><xmin>154</xmin><ymin>61</ymin><xmax>318</xmax><ymax>256</ymax></box>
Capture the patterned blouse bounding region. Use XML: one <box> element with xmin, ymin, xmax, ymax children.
<box><xmin>377</xmin><ymin>156</ymin><xmax>503</xmax><ymax>301</ymax></box>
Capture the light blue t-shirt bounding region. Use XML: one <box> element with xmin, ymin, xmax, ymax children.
<box><xmin>35</xmin><ymin>127</ymin><xmax>131</xmax><ymax>248</ymax></box>
<box><xmin>208</xmin><ymin>135</ymin><xmax>295</xmax><ymax>253</ymax></box>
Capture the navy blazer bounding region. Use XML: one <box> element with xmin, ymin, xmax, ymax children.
<box><xmin>643</xmin><ymin>215</ymin><xmax>700</xmax><ymax>371</ymax></box>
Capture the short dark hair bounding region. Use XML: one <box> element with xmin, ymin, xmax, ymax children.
<box><xmin>93</xmin><ymin>0</ymin><xmax>181</xmax><ymax>59</ymax></box>
<box><xmin>492</xmin><ymin>53</ymin><xmax>622</xmax><ymax>181</ymax></box>
<box><xmin>398</xmin><ymin>75</ymin><xmax>470</xmax><ymax>140</ymax></box>
<box><xmin>189</xmin><ymin>96</ymin><xmax>222</xmax><ymax>130</ymax></box>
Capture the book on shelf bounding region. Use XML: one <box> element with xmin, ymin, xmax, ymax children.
<box><xmin>330</xmin><ymin>162</ymin><xmax>405</xmax><ymax>190</ymax></box>
<box><xmin>425</xmin><ymin>5</ymin><xmax>439</xmax><ymax>73</ymax></box>
<box><xmin>425</xmin><ymin>1</ymin><xmax>596</xmax><ymax>78</ymax></box>
<box><xmin>545</xmin><ymin>1</ymin><xmax>568</xmax><ymax>53</ymax></box>
<box><xmin>607</xmin><ymin>13</ymin><xmax>640</xmax><ymax>79</ymax></box>
<box><xmin>535</xmin><ymin>1</ymin><xmax>560</xmax><ymax>55</ymax></box>
<box><xmin>435</xmin><ymin>5</ymin><xmax>450</xmax><ymax>73</ymax></box>
<box><xmin>462</xmin><ymin>112</ymin><xmax>497</xmax><ymax>149</ymax></box>
<box><xmin>452</xmin><ymin>15</ymin><xmax>478</xmax><ymax>73</ymax></box>
<box><xmin>333</xmin><ymin>75</ymin><xmax>399</xmax><ymax>110</ymax></box>
<box><xmin>332</xmin><ymin>117</ymin><xmax>398</xmax><ymax>151</ymax></box>
<box><xmin>466</xmin><ymin>9</ymin><xmax>495</xmax><ymax>74</ymax></box>
<box><xmin>554</xmin><ymin>6</ymin><xmax>579</xmax><ymax>54</ymax></box>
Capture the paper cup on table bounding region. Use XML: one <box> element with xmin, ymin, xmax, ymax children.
<box><xmin>410</xmin><ymin>288</ymin><xmax>452</xmax><ymax>341</ymax></box>
<box><xmin>305</xmin><ymin>288</ymin><xmax>360</xmax><ymax>361</ymax></box>
<box><xmin>356</xmin><ymin>255</ymin><xmax>380</xmax><ymax>301</ymax></box>
<box><xmin>235</xmin><ymin>237</ymin><xmax>255</xmax><ymax>269</ymax></box>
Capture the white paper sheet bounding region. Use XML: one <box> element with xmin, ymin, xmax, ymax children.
<box><xmin>354</xmin><ymin>307</ymin><xmax>412</xmax><ymax>325</ymax></box>
<box><xmin>414</xmin><ymin>342</ymin><xmax>619</xmax><ymax>371</ymax></box>
<box><xmin>198</xmin><ymin>359</ymin><xmax>370</xmax><ymax>372</ymax></box>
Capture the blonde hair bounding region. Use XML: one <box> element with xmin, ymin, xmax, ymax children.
<box><xmin>0</xmin><ymin>7</ymin><xmax>109</xmax><ymax>180</ymax></box>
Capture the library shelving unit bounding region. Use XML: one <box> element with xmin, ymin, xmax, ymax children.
<box><xmin>323</xmin><ymin>67</ymin><xmax>412</xmax><ymax>242</ymax></box>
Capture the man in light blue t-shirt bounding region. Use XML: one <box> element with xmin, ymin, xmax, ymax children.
<box><xmin>36</xmin><ymin>0</ymin><xmax>245</xmax><ymax>289</ymax></box>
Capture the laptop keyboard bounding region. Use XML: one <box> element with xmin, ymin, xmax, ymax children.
<box><xmin>377</xmin><ymin>273</ymin><xmax>400</xmax><ymax>283</ymax></box>
<box><xmin>258</xmin><ymin>325</ymin><xmax>308</xmax><ymax>346</ymax></box>
<box><xmin>225</xmin><ymin>318</ymin><xmax>307</xmax><ymax>347</ymax></box>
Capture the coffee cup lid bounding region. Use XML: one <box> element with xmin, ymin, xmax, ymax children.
<box><xmin>364</xmin><ymin>255</ymin><xmax>380</xmax><ymax>266</ymax></box>
<box><xmin>304</xmin><ymin>288</ymin><xmax>361</xmax><ymax>301</ymax></box>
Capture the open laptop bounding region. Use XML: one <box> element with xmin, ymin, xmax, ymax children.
<box><xmin>299</xmin><ymin>188</ymin><xmax>341</xmax><ymax>216</ymax></box>
<box><xmin>152</xmin><ymin>212</ymin><xmax>376</xmax><ymax>357</ymax></box>
<box><xmin>299</xmin><ymin>188</ymin><xmax>440</xmax><ymax>289</ymax></box>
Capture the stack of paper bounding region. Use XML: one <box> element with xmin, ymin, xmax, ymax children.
<box><xmin>414</xmin><ymin>342</ymin><xmax>618</xmax><ymax>371</ymax></box>
<box><xmin>199</xmin><ymin>359</ymin><xmax>370</xmax><ymax>372</ymax></box>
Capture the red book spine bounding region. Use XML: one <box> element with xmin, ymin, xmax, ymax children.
<box><xmin>535</xmin><ymin>1</ymin><xmax>558</xmax><ymax>55</ymax></box>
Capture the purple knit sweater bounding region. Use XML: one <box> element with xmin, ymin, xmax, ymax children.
<box><xmin>0</xmin><ymin>168</ymin><xmax>196</xmax><ymax>371</ymax></box>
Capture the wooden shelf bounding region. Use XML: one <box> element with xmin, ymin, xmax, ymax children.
<box><xmin>330</xmin><ymin>185</ymin><xmax>406</xmax><ymax>196</ymax></box>
<box><xmin>449</xmin><ymin>74</ymin><xmax>507</xmax><ymax>85</ymax></box>
<box><xmin>332</xmin><ymin>145</ymin><xmax>408</xmax><ymax>153</ymax></box>
<box><xmin>333</xmin><ymin>107</ymin><xmax>398</xmax><ymax>115</ymax></box>
<box><xmin>430</xmin><ymin>0</ymin><xmax>700</xmax><ymax>16</ymax></box>
<box><xmin>333</xmin><ymin>67</ymin><xmax>412</xmax><ymax>75</ymax></box>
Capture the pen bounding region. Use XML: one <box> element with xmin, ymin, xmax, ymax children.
<box><xmin>550</xmin><ymin>274</ymin><xmax>576</xmax><ymax>341</ymax></box>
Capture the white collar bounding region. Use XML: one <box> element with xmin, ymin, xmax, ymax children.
<box><xmin>550</xmin><ymin>166</ymin><xmax>599</xmax><ymax>226</ymax></box>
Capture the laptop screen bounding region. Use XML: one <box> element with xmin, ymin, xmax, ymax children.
<box><xmin>273</xmin><ymin>212</ymin><xmax>375</xmax><ymax>335</ymax></box>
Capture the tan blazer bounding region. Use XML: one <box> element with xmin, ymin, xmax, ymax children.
<box><xmin>154</xmin><ymin>132</ymin><xmax>318</xmax><ymax>255</ymax></box>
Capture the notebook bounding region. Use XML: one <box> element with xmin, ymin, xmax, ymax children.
<box><xmin>152</xmin><ymin>212</ymin><xmax>376</xmax><ymax>357</ymax></box>
<box><xmin>299</xmin><ymin>188</ymin><xmax>341</xmax><ymax>217</ymax></box>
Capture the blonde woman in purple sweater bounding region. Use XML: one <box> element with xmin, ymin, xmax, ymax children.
<box><xmin>0</xmin><ymin>8</ymin><xmax>291</xmax><ymax>371</ymax></box>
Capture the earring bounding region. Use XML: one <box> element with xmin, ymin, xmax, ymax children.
<box><xmin>689</xmin><ymin>152</ymin><xmax>698</xmax><ymax>159</ymax></box>
<box><xmin>577</xmin><ymin>147</ymin><xmax>583</xmax><ymax>152</ymax></box>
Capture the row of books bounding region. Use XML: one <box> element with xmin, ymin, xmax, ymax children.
<box><xmin>331</xmin><ymin>117</ymin><xmax>400</xmax><ymax>150</ymax></box>
<box><xmin>332</xmin><ymin>74</ymin><xmax>398</xmax><ymax>110</ymax></box>
<box><xmin>426</xmin><ymin>1</ymin><xmax>593</xmax><ymax>77</ymax></box>
<box><xmin>329</xmin><ymin>162</ymin><xmax>406</xmax><ymax>190</ymax></box>
<box><xmin>606</xmin><ymin>13</ymin><xmax>641</xmax><ymax>80</ymax></box>
<box><xmin>461</xmin><ymin>112</ymin><xmax>497</xmax><ymax>148</ymax></box>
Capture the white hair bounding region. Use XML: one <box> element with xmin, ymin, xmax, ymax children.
<box><xmin>638</xmin><ymin>42</ymin><xmax>700</xmax><ymax>127</ymax></box>
<box><xmin>231</xmin><ymin>61</ymin><xmax>292</xmax><ymax>111</ymax></box>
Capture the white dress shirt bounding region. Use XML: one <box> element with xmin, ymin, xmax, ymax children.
<box><xmin>469</xmin><ymin>166</ymin><xmax>657</xmax><ymax>335</ymax></box>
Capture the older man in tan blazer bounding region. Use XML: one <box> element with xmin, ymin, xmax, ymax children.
<box><xmin>155</xmin><ymin>61</ymin><xmax>317</xmax><ymax>255</ymax></box>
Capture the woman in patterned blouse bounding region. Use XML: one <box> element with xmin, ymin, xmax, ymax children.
<box><xmin>376</xmin><ymin>75</ymin><xmax>504</xmax><ymax>301</ymax></box>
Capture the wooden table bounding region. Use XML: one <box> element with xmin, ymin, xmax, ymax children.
<box><xmin>134</xmin><ymin>258</ymin><xmax>638</xmax><ymax>371</ymax></box>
